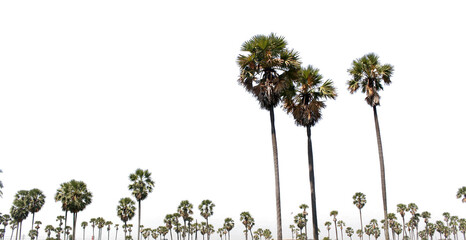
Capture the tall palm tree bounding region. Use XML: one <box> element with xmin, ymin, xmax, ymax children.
<box><xmin>237</xmin><ymin>33</ymin><xmax>300</xmax><ymax>240</ymax></box>
<box><xmin>457</xmin><ymin>187</ymin><xmax>466</xmax><ymax>203</ymax></box>
<box><xmin>223</xmin><ymin>218</ymin><xmax>234</xmax><ymax>240</ymax></box>
<box><xmin>117</xmin><ymin>197</ymin><xmax>136</xmax><ymax>240</ymax></box>
<box><xmin>128</xmin><ymin>169</ymin><xmax>155</xmax><ymax>240</ymax></box>
<box><xmin>421</xmin><ymin>211</ymin><xmax>430</xmax><ymax>240</ymax></box>
<box><xmin>178</xmin><ymin>201</ymin><xmax>193</xmax><ymax>240</ymax></box>
<box><xmin>198</xmin><ymin>200</ymin><xmax>214</xmax><ymax>240</ymax></box>
<box><xmin>96</xmin><ymin>218</ymin><xmax>105</xmax><ymax>240</ymax></box>
<box><xmin>330</xmin><ymin>211</ymin><xmax>339</xmax><ymax>240</ymax></box>
<box><xmin>65</xmin><ymin>180</ymin><xmax>93</xmax><ymax>240</ymax></box>
<box><xmin>282</xmin><ymin>65</ymin><xmax>336</xmax><ymax>240</ymax></box>
<box><xmin>45</xmin><ymin>225</ymin><xmax>54</xmax><ymax>239</ymax></box>
<box><xmin>347</xmin><ymin>53</ymin><xmax>394</xmax><ymax>240</ymax></box>
<box><xmin>458</xmin><ymin>218</ymin><xmax>465</xmax><ymax>240</ymax></box>
<box><xmin>353</xmin><ymin>192</ymin><xmax>367</xmax><ymax>240</ymax></box>
<box><xmin>56</xmin><ymin>182</ymin><xmax>71</xmax><ymax>240</ymax></box>
<box><xmin>27</xmin><ymin>189</ymin><xmax>46</xmax><ymax>235</ymax></box>
<box><xmin>56</xmin><ymin>216</ymin><xmax>65</xmax><ymax>240</ymax></box>
<box><xmin>82</xmin><ymin>221</ymin><xmax>88</xmax><ymax>240</ymax></box>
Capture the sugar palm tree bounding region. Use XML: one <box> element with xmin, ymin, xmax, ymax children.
<box><xmin>198</xmin><ymin>200</ymin><xmax>214</xmax><ymax>240</ymax></box>
<box><xmin>26</xmin><ymin>189</ymin><xmax>46</xmax><ymax>236</ymax></box>
<box><xmin>353</xmin><ymin>192</ymin><xmax>367</xmax><ymax>240</ymax></box>
<box><xmin>289</xmin><ymin>225</ymin><xmax>296</xmax><ymax>240</ymax></box>
<box><xmin>237</xmin><ymin>33</ymin><xmax>300</xmax><ymax>240</ymax></box>
<box><xmin>164</xmin><ymin>214</ymin><xmax>174</xmax><ymax>240</ymax></box>
<box><xmin>11</xmin><ymin>190</ymin><xmax>30</xmax><ymax>240</ymax></box>
<box><xmin>128</xmin><ymin>169</ymin><xmax>155</xmax><ymax>240</ymax></box>
<box><xmin>90</xmin><ymin>218</ymin><xmax>97</xmax><ymax>240</ymax></box>
<box><xmin>330</xmin><ymin>211</ymin><xmax>339</xmax><ymax>240</ymax></box>
<box><xmin>64</xmin><ymin>180</ymin><xmax>93</xmax><ymax>240</ymax></box>
<box><xmin>325</xmin><ymin>222</ymin><xmax>332</xmax><ymax>239</ymax></box>
<box><xmin>457</xmin><ymin>187</ymin><xmax>466</xmax><ymax>203</ymax></box>
<box><xmin>56</xmin><ymin>216</ymin><xmax>65</xmax><ymax>240</ymax></box>
<box><xmin>178</xmin><ymin>201</ymin><xmax>193</xmax><ymax>240</ymax></box>
<box><xmin>82</xmin><ymin>221</ymin><xmax>88</xmax><ymax>240</ymax></box>
<box><xmin>443</xmin><ymin>212</ymin><xmax>451</xmax><ymax>228</ymax></box>
<box><xmin>56</xmin><ymin>182</ymin><xmax>71</xmax><ymax>240</ymax></box>
<box><xmin>420</xmin><ymin>211</ymin><xmax>430</xmax><ymax>240</ymax></box>
<box><xmin>33</xmin><ymin>221</ymin><xmax>41</xmax><ymax>240</ymax></box>
<box><xmin>223</xmin><ymin>218</ymin><xmax>234</xmax><ymax>240</ymax></box>
<box><xmin>458</xmin><ymin>218</ymin><xmax>465</xmax><ymax>240</ymax></box>
<box><xmin>2</xmin><ymin>214</ymin><xmax>11</xmax><ymax>240</ymax></box>
<box><xmin>283</xmin><ymin>64</ymin><xmax>336</xmax><ymax>240</ymax></box>
<box><xmin>105</xmin><ymin>221</ymin><xmax>113</xmax><ymax>240</ymax></box>
<box><xmin>0</xmin><ymin>169</ymin><xmax>3</xmax><ymax>198</ymax></box>
<box><xmin>117</xmin><ymin>197</ymin><xmax>136</xmax><ymax>240</ymax></box>
<box><xmin>96</xmin><ymin>218</ymin><xmax>105</xmax><ymax>240</ymax></box>
<box><xmin>240</xmin><ymin>212</ymin><xmax>254</xmax><ymax>240</ymax></box>
<box><xmin>346</xmin><ymin>227</ymin><xmax>354</xmax><ymax>240</ymax></box>
<box><xmin>347</xmin><ymin>53</ymin><xmax>394</xmax><ymax>240</ymax></box>
<box><xmin>337</xmin><ymin>220</ymin><xmax>345</xmax><ymax>240</ymax></box>
<box><xmin>45</xmin><ymin>225</ymin><xmax>54</xmax><ymax>239</ymax></box>
<box><xmin>114</xmin><ymin>224</ymin><xmax>119</xmax><ymax>240</ymax></box>
<box><xmin>396</xmin><ymin>204</ymin><xmax>407</xmax><ymax>239</ymax></box>
<box><xmin>298</xmin><ymin>204</ymin><xmax>309</xmax><ymax>240</ymax></box>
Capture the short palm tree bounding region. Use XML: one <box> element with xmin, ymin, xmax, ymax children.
<box><xmin>348</xmin><ymin>53</ymin><xmax>394</xmax><ymax>240</ymax></box>
<box><xmin>223</xmin><ymin>218</ymin><xmax>234</xmax><ymax>240</ymax></box>
<box><xmin>81</xmin><ymin>221</ymin><xmax>88</xmax><ymax>240</ymax></box>
<box><xmin>128</xmin><ymin>169</ymin><xmax>155</xmax><ymax>240</ymax></box>
<box><xmin>178</xmin><ymin>201</ymin><xmax>193</xmax><ymax>240</ymax></box>
<box><xmin>117</xmin><ymin>197</ymin><xmax>136</xmax><ymax>240</ymax></box>
<box><xmin>65</xmin><ymin>180</ymin><xmax>93</xmax><ymax>240</ymax></box>
<box><xmin>237</xmin><ymin>33</ymin><xmax>300</xmax><ymax>240</ymax></box>
<box><xmin>198</xmin><ymin>200</ymin><xmax>215</xmax><ymax>240</ymax></box>
<box><xmin>353</xmin><ymin>192</ymin><xmax>367</xmax><ymax>240</ymax></box>
<box><xmin>396</xmin><ymin>204</ymin><xmax>407</xmax><ymax>239</ymax></box>
<box><xmin>283</xmin><ymin>65</ymin><xmax>336</xmax><ymax>240</ymax></box>
<box><xmin>457</xmin><ymin>186</ymin><xmax>466</xmax><ymax>203</ymax></box>
<box><xmin>330</xmin><ymin>211</ymin><xmax>339</xmax><ymax>240</ymax></box>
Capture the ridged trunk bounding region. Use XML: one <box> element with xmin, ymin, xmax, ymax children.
<box><xmin>306</xmin><ymin>125</ymin><xmax>319</xmax><ymax>240</ymax></box>
<box><xmin>372</xmin><ymin>106</ymin><xmax>389</xmax><ymax>240</ymax></box>
<box><xmin>269</xmin><ymin>108</ymin><xmax>283</xmax><ymax>240</ymax></box>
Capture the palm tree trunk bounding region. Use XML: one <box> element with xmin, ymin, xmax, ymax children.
<box><xmin>64</xmin><ymin>211</ymin><xmax>69</xmax><ymax>240</ymax></box>
<box><xmin>306</xmin><ymin>125</ymin><xmax>319</xmax><ymax>240</ymax></box>
<box><xmin>269</xmin><ymin>107</ymin><xmax>283</xmax><ymax>240</ymax></box>
<box><xmin>169</xmin><ymin>229</ymin><xmax>173</xmax><ymax>240</ymax></box>
<box><xmin>206</xmin><ymin>219</ymin><xmax>209</xmax><ymax>240</ymax></box>
<box><xmin>31</xmin><ymin>213</ymin><xmax>35</xmax><ymax>239</ymax></box>
<box><xmin>138</xmin><ymin>200</ymin><xmax>141</xmax><ymax>240</ymax></box>
<box><xmin>84</xmin><ymin>227</ymin><xmax>86</xmax><ymax>240</ymax></box>
<box><xmin>73</xmin><ymin>213</ymin><xmax>78</xmax><ymax>240</ymax></box>
<box><xmin>372</xmin><ymin>106</ymin><xmax>389</xmax><ymax>240</ymax></box>
<box><xmin>334</xmin><ymin>221</ymin><xmax>338</xmax><ymax>240</ymax></box>
<box><xmin>359</xmin><ymin>209</ymin><xmax>364</xmax><ymax>240</ymax></box>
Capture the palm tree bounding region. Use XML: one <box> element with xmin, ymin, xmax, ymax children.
<box><xmin>337</xmin><ymin>220</ymin><xmax>345</xmax><ymax>240</ymax></box>
<box><xmin>61</xmin><ymin>180</ymin><xmax>93</xmax><ymax>240</ymax></box>
<box><xmin>298</xmin><ymin>204</ymin><xmax>309</xmax><ymax>240</ymax></box>
<box><xmin>178</xmin><ymin>201</ymin><xmax>193</xmax><ymax>240</ymax></box>
<box><xmin>128</xmin><ymin>169</ymin><xmax>155</xmax><ymax>240</ymax></box>
<box><xmin>457</xmin><ymin>187</ymin><xmax>466</xmax><ymax>203</ymax></box>
<box><xmin>443</xmin><ymin>212</ymin><xmax>451</xmax><ymax>228</ymax></box>
<box><xmin>117</xmin><ymin>198</ymin><xmax>136</xmax><ymax>240</ymax></box>
<box><xmin>96</xmin><ymin>218</ymin><xmax>105</xmax><ymax>240</ymax></box>
<box><xmin>458</xmin><ymin>218</ymin><xmax>465</xmax><ymax>240</ymax></box>
<box><xmin>90</xmin><ymin>218</ymin><xmax>96</xmax><ymax>240</ymax></box>
<box><xmin>346</xmin><ymin>227</ymin><xmax>354</xmax><ymax>240</ymax></box>
<box><xmin>34</xmin><ymin>221</ymin><xmax>41</xmax><ymax>240</ymax></box>
<box><xmin>157</xmin><ymin>226</ymin><xmax>168</xmax><ymax>240</ymax></box>
<box><xmin>56</xmin><ymin>182</ymin><xmax>72</xmax><ymax>240</ymax></box>
<box><xmin>105</xmin><ymin>222</ymin><xmax>113</xmax><ymax>240</ymax></box>
<box><xmin>82</xmin><ymin>221</ymin><xmax>88</xmax><ymax>240</ymax></box>
<box><xmin>347</xmin><ymin>53</ymin><xmax>394</xmax><ymax>240</ymax></box>
<box><xmin>198</xmin><ymin>200</ymin><xmax>214</xmax><ymax>240</ymax></box>
<box><xmin>26</xmin><ymin>189</ymin><xmax>46</xmax><ymax>237</ymax></box>
<box><xmin>330</xmin><ymin>211</ymin><xmax>339</xmax><ymax>240</ymax></box>
<box><xmin>11</xmin><ymin>190</ymin><xmax>30</xmax><ymax>240</ymax></box>
<box><xmin>289</xmin><ymin>225</ymin><xmax>296</xmax><ymax>240</ymax></box>
<box><xmin>2</xmin><ymin>214</ymin><xmax>11</xmax><ymax>240</ymax></box>
<box><xmin>282</xmin><ymin>64</ymin><xmax>336</xmax><ymax>240</ymax></box>
<box><xmin>164</xmin><ymin>214</ymin><xmax>174</xmax><ymax>240</ymax></box>
<box><xmin>353</xmin><ymin>192</ymin><xmax>367</xmax><ymax>240</ymax></box>
<box><xmin>114</xmin><ymin>224</ymin><xmax>119</xmax><ymax>240</ymax></box>
<box><xmin>237</xmin><ymin>33</ymin><xmax>300</xmax><ymax>240</ymax></box>
<box><xmin>223</xmin><ymin>218</ymin><xmax>234</xmax><ymax>240</ymax></box>
<box><xmin>240</xmin><ymin>212</ymin><xmax>255</xmax><ymax>240</ymax></box>
<box><xmin>0</xmin><ymin>169</ymin><xmax>3</xmax><ymax>198</ymax></box>
<box><xmin>325</xmin><ymin>222</ymin><xmax>332</xmax><ymax>239</ymax></box>
<box><xmin>45</xmin><ymin>225</ymin><xmax>54</xmax><ymax>239</ymax></box>
<box><xmin>56</xmin><ymin>216</ymin><xmax>65</xmax><ymax>240</ymax></box>
<box><xmin>396</xmin><ymin>204</ymin><xmax>407</xmax><ymax>239</ymax></box>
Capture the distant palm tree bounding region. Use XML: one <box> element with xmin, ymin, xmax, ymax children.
<box><xmin>128</xmin><ymin>169</ymin><xmax>155</xmax><ymax>240</ymax></box>
<box><xmin>105</xmin><ymin>221</ymin><xmax>113</xmax><ymax>240</ymax></box>
<box><xmin>198</xmin><ymin>200</ymin><xmax>215</xmax><ymax>240</ymax></box>
<box><xmin>0</xmin><ymin>169</ymin><xmax>3</xmax><ymax>197</ymax></box>
<box><xmin>96</xmin><ymin>218</ymin><xmax>105</xmax><ymax>240</ymax></box>
<box><xmin>240</xmin><ymin>212</ymin><xmax>254</xmax><ymax>240</ymax></box>
<box><xmin>458</xmin><ymin>218</ymin><xmax>465</xmax><ymax>240</ymax></box>
<box><xmin>353</xmin><ymin>192</ymin><xmax>367</xmax><ymax>240</ymax></box>
<box><xmin>386</xmin><ymin>213</ymin><xmax>397</xmax><ymax>240</ymax></box>
<box><xmin>348</xmin><ymin>53</ymin><xmax>394</xmax><ymax>240</ymax></box>
<box><xmin>56</xmin><ymin>216</ymin><xmax>65</xmax><ymax>240</ymax></box>
<box><xmin>298</xmin><ymin>204</ymin><xmax>309</xmax><ymax>240</ymax></box>
<box><xmin>65</xmin><ymin>180</ymin><xmax>93</xmax><ymax>240</ymax></box>
<box><xmin>11</xmin><ymin>190</ymin><xmax>30</xmax><ymax>240</ymax></box>
<box><xmin>457</xmin><ymin>187</ymin><xmax>466</xmax><ymax>203</ymax></box>
<box><xmin>45</xmin><ymin>225</ymin><xmax>54</xmax><ymax>239</ymax></box>
<box><xmin>421</xmin><ymin>211</ymin><xmax>430</xmax><ymax>240</ymax></box>
<box><xmin>2</xmin><ymin>214</ymin><xmax>11</xmax><ymax>240</ymax></box>
<box><xmin>443</xmin><ymin>212</ymin><xmax>451</xmax><ymax>228</ymax></box>
<box><xmin>337</xmin><ymin>221</ymin><xmax>345</xmax><ymax>240</ymax></box>
<box><xmin>26</xmin><ymin>188</ymin><xmax>46</xmax><ymax>236</ymax></box>
<box><xmin>223</xmin><ymin>218</ymin><xmax>234</xmax><ymax>240</ymax></box>
<box><xmin>164</xmin><ymin>214</ymin><xmax>174</xmax><ymax>240</ymax></box>
<box><xmin>289</xmin><ymin>225</ymin><xmax>296</xmax><ymax>240</ymax></box>
<box><xmin>346</xmin><ymin>227</ymin><xmax>354</xmax><ymax>240</ymax></box>
<box><xmin>90</xmin><ymin>218</ymin><xmax>96</xmax><ymax>240</ymax></box>
<box><xmin>33</xmin><ymin>221</ymin><xmax>41</xmax><ymax>240</ymax></box>
<box><xmin>56</xmin><ymin>182</ymin><xmax>72</xmax><ymax>240</ymax></box>
<box><xmin>114</xmin><ymin>224</ymin><xmax>119</xmax><ymax>240</ymax></box>
<box><xmin>324</xmin><ymin>222</ymin><xmax>332</xmax><ymax>239</ymax></box>
<box><xmin>330</xmin><ymin>211</ymin><xmax>339</xmax><ymax>240</ymax></box>
<box><xmin>178</xmin><ymin>201</ymin><xmax>193</xmax><ymax>240</ymax></box>
<box><xmin>396</xmin><ymin>204</ymin><xmax>407</xmax><ymax>239</ymax></box>
<box><xmin>117</xmin><ymin>197</ymin><xmax>136</xmax><ymax>240</ymax></box>
<box><xmin>82</xmin><ymin>221</ymin><xmax>88</xmax><ymax>240</ymax></box>
<box><xmin>237</xmin><ymin>33</ymin><xmax>300</xmax><ymax>240</ymax></box>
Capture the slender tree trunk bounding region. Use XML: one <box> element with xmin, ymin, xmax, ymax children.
<box><xmin>169</xmin><ymin>229</ymin><xmax>173</xmax><ymax>240</ymax></box>
<box><xmin>84</xmin><ymin>227</ymin><xmax>86</xmax><ymax>240</ymax></box>
<box><xmin>372</xmin><ymin>106</ymin><xmax>389</xmax><ymax>240</ymax></box>
<box><xmin>307</xmin><ymin>125</ymin><xmax>319</xmax><ymax>240</ymax></box>
<box><xmin>341</xmin><ymin>228</ymin><xmax>344</xmax><ymax>240</ymax></box>
<box><xmin>359</xmin><ymin>208</ymin><xmax>364</xmax><ymax>240</ymax></box>
<box><xmin>269</xmin><ymin>108</ymin><xmax>283</xmax><ymax>240</ymax></box>
<box><xmin>206</xmin><ymin>219</ymin><xmax>209</xmax><ymax>240</ymax></box>
<box><xmin>19</xmin><ymin>222</ymin><xmax>22</xmax><ymax>240</ymax></box>
<box><xmin>115</xmin><ymin>229</ymin><xmax>117</xmax><ymax>240</ymax></box>
<box><xmin>138</xmin><ymin>201</ymin><xmax>141</xmax><ymax>240</ymax></box>
<box><xmin>334</xmin><ymin>221</ymin><xmax>338</xmax><ymax>240</ymax></box>
<box><xmin>73</xmin><ymin>213</ymin><xmax>78</xmax><ymax>240</ymax></box>
<box><xmin>124</xmin><ymin>223</ymin><xmax>127</xmax><ymax>240</ymax></box>
<box><xmin>31</xmin><ymin>213</ymin><xmax>35</xmax><ymax>240</ymax></box>
<box><xmin>64</xmin><ymin>211</ymin><xmax>69</xmax><ymax>240</ymax></box>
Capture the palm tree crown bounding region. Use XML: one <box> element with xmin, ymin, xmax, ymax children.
<box><xmin>128</xmin><ymin>169</ymin><xmax>155</xmax><ymax>202</ymax></box>
<box><xmin>237</xmin><ymin>33</ymin><xmax>300</xmax><ymax>110</ymax></box>
<box><xmin>457</xmin><ymin>186</ymin><xmax>466</xmax><ymax>203</ymax></box>
<box><xmin>347</xmin><ymin>53</ymin><xmax>394</xmax><ymax>106</ymax></box>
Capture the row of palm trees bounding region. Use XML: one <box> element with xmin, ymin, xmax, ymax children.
<box><xmin>288</xmin><ymin>191</ymin><xmax>466</xmax><ymax>240</ymax></box>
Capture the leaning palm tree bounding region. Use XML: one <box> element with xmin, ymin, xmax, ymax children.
<box><xmin>330</xmin><ymin>211</ymin><xmax>339</xmax><ymax>240</ymax></box>
<box><xmin>237</xmin><ymin>33</ymin><xmax>300</xmax><ymax>240</ymax></box>
<box><xmin>347</xmin><ymin>53</ymin><xmax>394</xmax><ymax>240</ymax></box>
<box><xmin>26</xmin><ymin>189</ymin><xmax>46</xmax><ymax>236</ymax></box>
<box><xmin>65</xmin><ymin>180</ymin><xmax>93</xmax><ymax>240</ymax></box>
<box><xmin>117</xmin><ymin>197</ymin><xmax>136</xmax><ymax>240</ymax></box>
<box><xmin>353</xmin><ymin>192</ymin><xmax>367</xmax><ymax>240</ymax></box>
<box><xmin>457</xmin><ymin>187</ymin><xmax>466</xmax><ymax>203</ymax></box>
<box><xmin>198</xmin><ymin>200</ymin><xmax>214</xmax><ymax>240</ymax></box>
<box><xmin>128</xmin><ymin>169</ymin><xmax>155</xmax><ymax>240</ymax></box>
<box><xmin>283</xmin><ymin>65</ymin><xmax>336</xmax><ymax>240</ymax></box>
